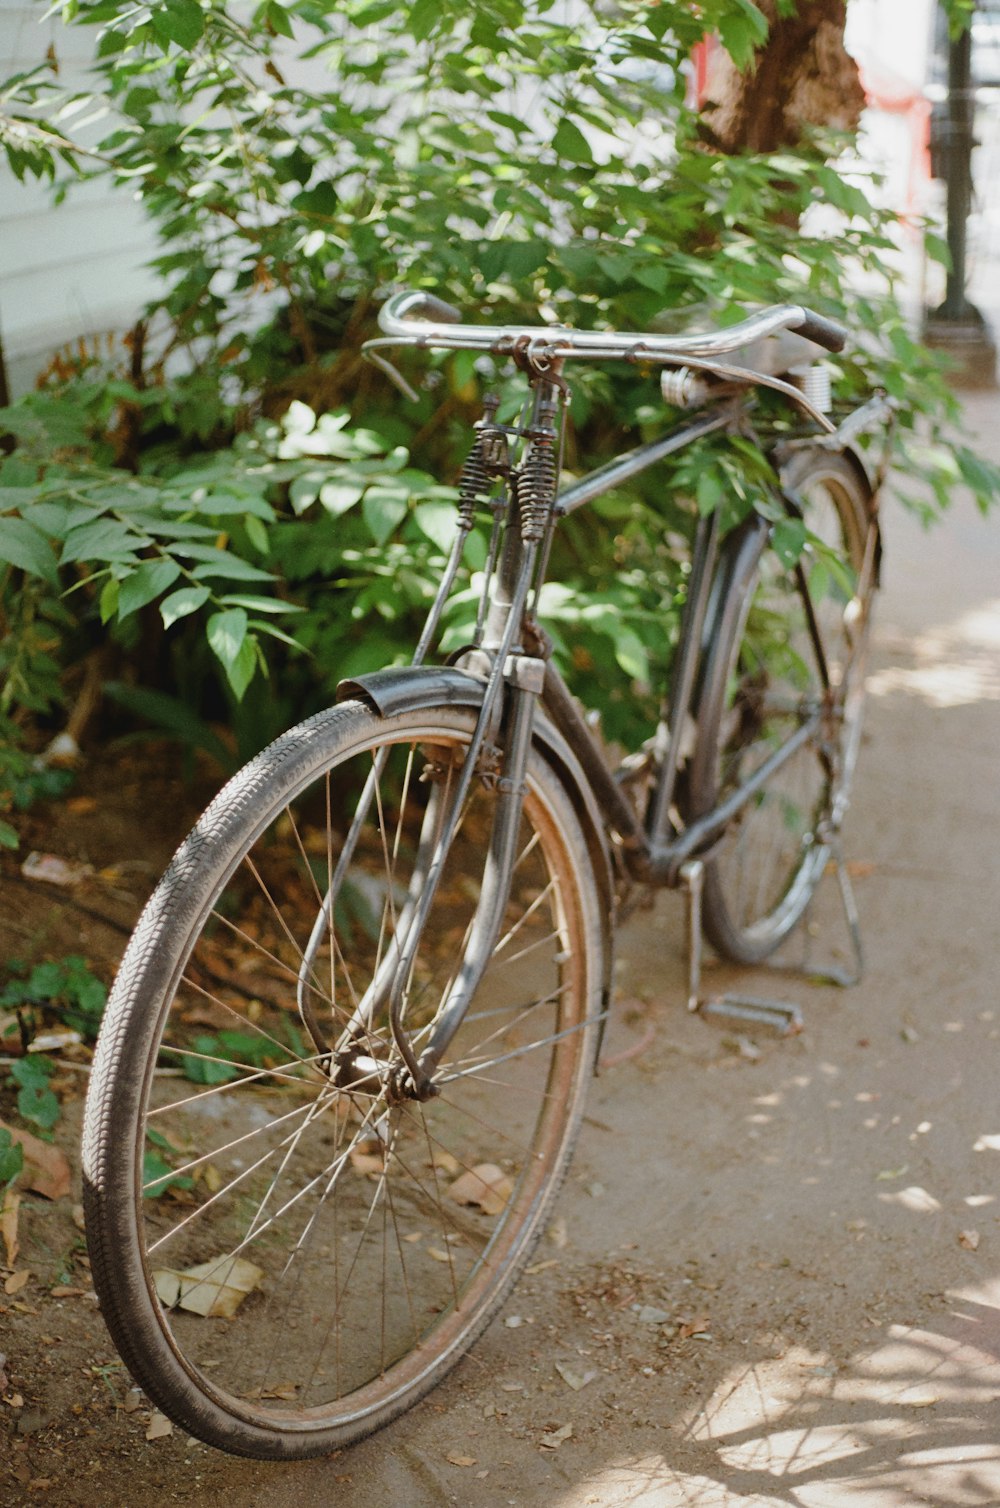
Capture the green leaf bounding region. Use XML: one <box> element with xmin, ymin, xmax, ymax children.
<box><xmin>165</xmin><ymin>489</ymin><xmax>275</xmax><ymax>521</ymax></box>
<box><xmin>407</xmin><ymin>0</ymin><xmax>440</xmax><ymax>42</ymax></box>
<box><xmin>143</xmin><ymin>1149</ymin><xmax>194</xmax><ymax>1198</ymax></box>
<box><xmin>99</xmin><ymin>576</ymin><xmax>119</xmax><ymax>624</ymax></box>
<box><xmin>266</xmin><ymin>0</ymin><xmax>295</xmax><ymax>39</ymax></box>
<box><xmin>0</xmin><ymin>1128</ymin><xmax>24</xmax><ymax>1188</ymax></box>
<box><xmin>207</xmin><ymin>609</ymin><xmax>257</xmax><ymax>699</ymax></box>
<box><xmin>413</xmin><ymin>501</ymin><xmax>458</xmax><ymax>552</ymax></box>
<box><xmin>117</xmin><ymin>558</ymin><xmax>182</xmax><ymax>619</ymax></box>
<box><xmin>60</xmin><ymin>516</ymin><xmax>144</xmax><ymax>566</ymax></box>
<box><xmin>206</xmin><ymin>607</ymin><xmax>248</xmax><ymax>668</ymax></box>
<box><xmin>218</xmin><ymin>593</ymin><xmax>303</xmax><ymax>615</ymax></box>
<box><xmin>17</xmin><ymin>1083</ymin><xmax>61</xmax><ymax>1131</ymax></box>
<box><xmin>188</xmin><ymin>551</ymin><xmax>276</xmax><ymax>584</ymax></box>
<box><xmin>181</xmin><ymin>1033</ymin><xmax>240</xmax><ymax>1085</ymax></box>
<box><xmin>552</xmin><ymin>118</ymin><xmax>593</xmax><ymax>165</ymax></box>
<box><xmin>772</xmin><ymin>517</ymin><xmax>808</xmax><ymax>567</ymax></box>
<box><xmin>613</xmin><ymin>627</ymin><xmax>649</xmax><ymax>681</ymax></box>
<box><xmin>696</xmin><ymin>470</ymin><xmax>725</xmax><ymax>516</ymax></box>
<box><xmin>225</xmin><ymin>634</ymin><xmax>259</xmax><ymax>700</ymax></box>
<box><xmin>244</xmin><ymin>514</ymin><xmax>269</xmax><ymax>554</ymax></box>
<box><xmin>362</xmin><ymin>488</ymin><xmax>408</xmax><ymax>546</ymax></box>
<box><xmin>160</xmin><ymin>584</ymin><xmax>210</xmax><ymax>628</ymax></box>
<box><xmin>718</xmin><ymin>2</ymin><xmax>769</xmax><ymax>70</ymax></box>
<box><xmin>0</xmin><ymin>516</ymin><xmax>59</xmax><ymax>585</ymax></box>
<box><xmin>318</xmin><ymin>481</ymin><xmax>365</xmax><ymax>517</ymax></box>
<box><xmin>153</xmin><ymin>0</ymin><xmax>205</xmax><ymax>50</ymax></box>
<box><xmin>0</xmin><ymin>820</ymin><xmax>19</xmax><ymax>852</ymax></box>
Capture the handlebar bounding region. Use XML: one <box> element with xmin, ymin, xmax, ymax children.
<box><xmin>374</xmin><ymin>289</ymin><xmax>848</xmax><ymax>359</ymax></box>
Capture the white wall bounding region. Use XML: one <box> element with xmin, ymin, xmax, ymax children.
<box><xmin>0</xmin><ymin>4</ymin><xmax>159</xmax><ymax>397</ymax></box>
<box><xmin>845</xmin><ymin>0</ymin><xmax>937</xmax><ymax>91</ymax></box>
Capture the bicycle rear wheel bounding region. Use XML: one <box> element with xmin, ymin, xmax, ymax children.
<box><xmin>83</xmin><ymin>701</ymin><xmax>602</xmax><ymax>1458</ymax></box>
<box><xmin>687</xmin><ymin>450</ymin><xmax>876</xmax><ymax>965</ymax></box>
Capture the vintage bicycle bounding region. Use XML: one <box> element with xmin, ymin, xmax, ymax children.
<box><xmin>82</xmin><ymin>290</ymin><xmax>890</xmax><ymax>1457</ymax></box>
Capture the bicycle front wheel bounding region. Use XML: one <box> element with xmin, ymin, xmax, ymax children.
<box><xmin>83</xmin><ymin>701</ymin><xmax>602</xmax><ymax>1458</ymax></box>
<box><xmin>687</xmin><ymin>450</ymin><xmax>877</xmax><ymax>965</ymax></box>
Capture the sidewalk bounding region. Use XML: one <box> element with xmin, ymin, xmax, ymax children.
<box><xmin>150</xmin><ymin>423</ymin><xmax>1000</xmax><ymax>1508</ymax></box>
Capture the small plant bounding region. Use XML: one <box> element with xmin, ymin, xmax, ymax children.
<box><xmin>1</xmin><ymin>955</ymin><xmax>108</xmax><ymax>1043</ymax></box>
<box><xmin>0</xmin><ymin>717</ymin><xmax>74</xmax><ymax>851</ymax></box>
<box><xmin>8</xmin><ymin>1055</ymin><xmax>60</xmax><ymax>1132</ymax></box>
<box><xmin>143</xmin><ymin>1127</ymin><xmax>195</xmax><ymax>1200</ymax></box>
<box><xmin>0</xmin><ymin>1126</ymin><xmax>24</xmax><ymax>1189</ymax></box>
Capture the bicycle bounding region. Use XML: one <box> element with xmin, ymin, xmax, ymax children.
<box><xmin>82</xmin><ymin>289</ymin><xmax>891</xmax><ymax>1458</ymax></box>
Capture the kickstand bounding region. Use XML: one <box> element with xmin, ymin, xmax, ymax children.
<box><xmin>681</xmin><ymin>840</ymin><xmax>864</xmax><ymax>1036</ymax></box>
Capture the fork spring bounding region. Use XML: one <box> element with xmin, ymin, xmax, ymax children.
<box><xmin>517</xmin><ymin>436</ymin><xmax>558</xmax><ymax>541</ymax></box>
<box><xmin>456</xmin><ymin>434</ymin><xmax>493</xmax><ymax>526</ymax></box>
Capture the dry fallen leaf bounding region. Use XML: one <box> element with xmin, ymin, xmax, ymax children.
<box><xmin>959</xmin><ymin>1229</ymin><xmax>981</xmax><ymax>1251</ymax></box>
<box><xmin>677</xmin><ymin>1314</ymin><xmax>711</xmax><ymax>1340</ymax></box>
<box><xmin>146</xmin><ymin>1411</ymin><xmax>173</xmax><ymax>1440</ymax></box>
<box><xmin>152</xmin><ymin>1256</ymin><xmax>265</xmax><ymax>1318</ymax></box>
<box><xmin>539</xmin><ymin>1422</ymin><xmax>573</xmax><ymax>1450</ymax></box>
<box><xmin>201</xmin><ymin>1163</ymin><xmax>222</xmax><ymax>1194</ymax></box>
<box><xmin>20</xmin><ymin>851</ymin><xmax>93</xmax><ymax>887</ymax></box>
<box><xmin>66</xmin><ymin>796</ymin><xmax>98</xmax><ymax>816</ymax></box>
<box><xmin>634</xmin><ymin>1304</ymin><xmax>671</xmax><ymax>1326</ymax></box>
<box><xmin>27</xmin><ymin>1027</ymin><xmax>83</xmax><ymax>1054</ymax></box>
<box><xmin>349</xmin><ymin>1150</ymin><xmax>385</xmax><ymax>1177</ymax></box>
<box><xmin>432</xmin><ymin>1150</ymin><xmax>461</xmax><ymax>1176</ymax></box>
<box><xmin>426</xmin><ymin>1248</ymin><xmax>451</xmax><ymax>1264</ymax></box>
<box><xmin>447</xmin><ymin>1163</ymin><xmax>513</xmax><ymax>1217</ymax></box>
<box><xmin>4</xmin><ymin>1270</ymin><xmax>30</xmax><ymax>1297</ymax></box>
<box><xmin>548</xmin><ymin>1216</ymin><xmax>568</xmax><ymax>1249</ymax></box>
<box><xmin>2</xmin><ymin>1189</ymin><xmax>20</xmax><ymax>1269</ymax></box>
<box><xmin>445</xmin><ymin>1452</ymin><xmax>477</xmax><ymax>1467</ymax></box>
<box><xmin>0</xmin><ymin>1121</ymin><xmax>71</xmax><ymax>1201</ymax></box>
<box><xmin>554</xmin><ymin>1361</ymin><xmax>598</xmax><ymax>1392</ymax></box>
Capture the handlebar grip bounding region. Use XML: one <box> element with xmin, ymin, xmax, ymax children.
<box><xmin>791</xmin><ymin>308</ymin><xmax>847</xmax><ymax>354</ymax></box>
<box><xmin>405</xmin><ymin>293</ymin><xmax>463</xmax><ymax>325</ymax></box>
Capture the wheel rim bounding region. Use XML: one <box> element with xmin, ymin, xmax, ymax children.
<box><xmin>706</xmin><ymin>468</ymin><xmax>866</xmax><ymax>946</ymax></box>
<box><xmin>127</xmin><ymin>716</ymin><xmax>592</xmax><ymax>1437</ymax></box>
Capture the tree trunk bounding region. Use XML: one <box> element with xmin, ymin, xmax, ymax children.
<box><xmin>704</xmin><ymin>0</ymin><xmax>865</xmax><ymax>154</ymax></box>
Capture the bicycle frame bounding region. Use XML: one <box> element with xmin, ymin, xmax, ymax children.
<box><xmin>318</xmin><ymin>298</ymin><xmax>892</xmax><ymax>1093</ymax></box>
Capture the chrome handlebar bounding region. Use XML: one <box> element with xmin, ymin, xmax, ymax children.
<box><xmin>372</xmin><ymin>288</ymin><xmax>847</xmax><ymax>362</ymax></box>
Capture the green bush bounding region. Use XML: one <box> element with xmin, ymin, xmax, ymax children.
<box><xmin>0</xmin><ymin>0</ymin><xmax>996</xmax><ymax>764</ymax></box>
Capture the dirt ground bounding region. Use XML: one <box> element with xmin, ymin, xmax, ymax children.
<box><xmin>2</xmin><ymin>392</ymin><xmax>999</xmax><ymax>1507</ymax></box>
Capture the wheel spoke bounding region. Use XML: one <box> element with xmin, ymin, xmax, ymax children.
<box><xmin>88</xmin><ymin>707</ymin><xmax>597</xmax><ymax>1455</ymax></box>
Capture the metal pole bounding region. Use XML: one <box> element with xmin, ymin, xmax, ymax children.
<box><xmin>941</xmin><ymin>21</ymin><xmax>975</xmax><ymax>320</ymax></box>
<box><xmin>923</xmin><ymin>4</ymin><xmax>997</xmax><ymax>388</ymax></box>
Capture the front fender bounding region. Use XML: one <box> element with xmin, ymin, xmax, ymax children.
<box><xmin>338</xmin><ymin>664</ymin><xmax>616</xmax><ymax>1057</ymax></box>
<box><xmin>337</xmin><ymin>664</ymin><xmax>487</xmax><ymax>716</ymax></box>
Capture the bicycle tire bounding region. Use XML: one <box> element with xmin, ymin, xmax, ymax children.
<box><xmin>687</xmin><ymin>449</ymin><xmax>876</xmax><ymax>965</ymax></box>
<box><xmin>83</xmin><ymin>701</ymin><xmax>602</xmax><ymax>1459</ymax></box>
